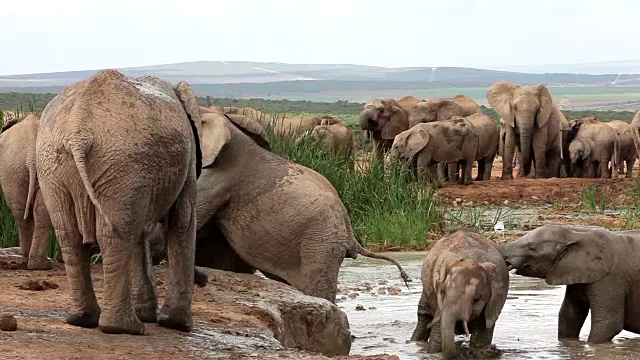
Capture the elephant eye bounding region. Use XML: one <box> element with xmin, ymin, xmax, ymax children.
<box><xmin>528</xmin><ymin>245</ymin><xmax>536</xmax><ymax>251</ymax></box>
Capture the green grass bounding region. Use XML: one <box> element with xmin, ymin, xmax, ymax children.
<box><xmin>578</xmin><ymin>184</ymin><xmax>609</xmax><ymax>212</ymax></box>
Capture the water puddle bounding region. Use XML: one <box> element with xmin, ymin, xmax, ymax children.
<box><xmin>338</xmin><ymin>252</ymin><xmax>640</xmax><ymax>359</ymax></box>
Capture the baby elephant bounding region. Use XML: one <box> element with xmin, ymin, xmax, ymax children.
<box><xmin>500</xmin><ymin>224</ymin><xmax>640</xmax><ymax>344</ymax></box>
<box><xmin>411</xmin><ymin>229</ymin><xmax>509</xmax><ymax>359</ymax></box>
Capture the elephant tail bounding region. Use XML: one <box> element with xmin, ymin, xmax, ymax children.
<box><xmin>69</xmin><ymin>140</ymin><xmax>120</xmax><ymax>242</ymax></box>
<box><xmin>348</xmin><ymin>242</ymin><xmax>411</xmax><ymax>289</ymax></box>
<box><xmin>22</xmin><ymin>159</ymin><xmax>37</xmax><ymax>220</ymax></box>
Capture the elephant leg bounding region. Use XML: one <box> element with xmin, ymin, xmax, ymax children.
<box><xmin>447</xmin><ymin>163</ymin><xmax>458</xmax><ymax>183</ymax></box>
<box><xmin>426</xmin><ymin>320</ymin><xmax>443</xmax><ymax>353</ymax></box>
<box><xmin>195</xmin><ymin>220</ymin><xmax>256</xmax><ymax>274</ymax></box>
<box><xmin>546</xmin><ymin>148</ymin><xmax>563</xmax><ymax>178</ymax></box>
<box><xmin>410</xmin><ymin>292</ymin><xmax>433</xmax><ymax>342</ymax></box>
<box><xmin>502</xmin><ymin>130</ymin><xmax>516</xmax><ymax>180</ymax></box>
<box><xmin>295</xmin><ymin>242</ymin><xmax>344</xmax><ymax>303</ymax></box>
<box><xmin>470</xmin><ymin>323</ymin><xmax>495</xmax><ymax>348</ymax></box>
<box><xmin>588</xmin><ymin>163</ymin><xmax>598</xmax><ymax>178</ymax></box>
<box><xmin>531</xmin><ymin>130</ymin><xmax>548</xmax><ymax>178</ymax></box>
<box><xmin>458</xmin><ymin>159</ymin><xmax>473</xmax><ymax>185</ymax></box>
<box><xmin>475</xmin><ymin>159</ymin><xmax>485</xmax><ymax>181</ymax></box>
<box><xmin>97</xmin><ymin>232</ymin><xmax>145</xmax><ymax>335</ymax></box>
<box><xmin>158</xmin><ymin>181</ymin><xmax>197</xmax><ymax>332</ymax></box>
<box><xmin>27</xmin><ymin>193</ymin><xmax>53</xmax><ymax>270</ymax></box>
<box><xmin>261</xmin><ymin>270</ymin><xmax>289</xmax><ymax>284</ymax></box>
<box><xmin>557</xmin><ymin>285</ymin><xmax>589</xmax><ymax>339</ymax></box>
<box><xmin>598</xmin><ymin>160</ymin><xmax>610</xmax><ymax>179</ymax></box>
<box><xmin>16</xmin><ymin>218</ymin><xmax>34</xmax><ymax>259</ymax></box>
<box><xmin>627</xmin><ymin>158</ymin><xmax>636</xmax><ymax>178</ymax></box>
<box><xmin>586</xmin><ymin>289</ymin><xmax>625</xmax><ymax>343</ymax></box>
<box><xmin>130</xmin><ymin>233</ymin><xmax>158</xmax><ymax>323</ymax></box>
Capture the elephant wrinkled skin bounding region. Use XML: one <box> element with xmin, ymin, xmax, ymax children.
<box><xmin>500</xmin><ymin>224</ymin><xmax>640</xmax><ymax>344</ymax></box>
<box><xmin>295</xmin><ymin>123</ymin><xmax>354</xmax><ymax>157</ymax></box>
<box><xmin>407</xmin><ymin>94</ymin><xmax>480</xmax><ymax>128</ymax></box>
<box><xmin>567</xmin><ymin>117</ymin><xmax>620</xmax><ymax>179</ymax></box>
<box><xmin>194</xmin><ymin>110</ymin><xmax>409</xmax><ymax>303</ymax></box>
<box><xmin>411</xmin><ymin>230</ymin><xmax>509</xmax><ymax>360</ymax></box>
<box><xmin>0</xmin><ymin>114</ymin><xmax>54</xmax><ymax>270</ymax></box>
<box><xmin>606</xmin><ymin>120</ymin><xmax>637</xmax><ymax>177</ymax></box>
<box><xmin>487</xmin><ymin>81</ymin><xmax>564</xmax><ymax>179</ymax></box>
<box><xmin>35</xmin><ymin>70</ymin><xmax>201</xmax><ymax>335</ymax></box>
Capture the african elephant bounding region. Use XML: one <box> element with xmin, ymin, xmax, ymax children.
<box><xmin>35</xmin><ymin>70</ymin><xmax>201</xmax><ymax>335</ymax></box>
<box><xmin>606</xmin><ymin>120</ymin><xmax>636</xmax><ymax>177</ymax></box>
<box><xmin>445</xmin><ymin>113</ymin><xmax>499</xmax><ymax>182</ymax></box>
<box><xmin>407</xmin><ymin>94</ymin><xmax>481</xmax><ymax>128</ymax></box>
<box><xmin>359</xmin><ymin>96</ymin><xmax>420</xmax><ymax>160</ymax></box>
<box><xmin>411</xmin><ymin>230</ymin><xmax>509</xmax><ymax>359</ymax></box>
<box><xmin>560</xmin><ymin>114</ymin><xmax>571</xmax><ymax>177</ymax></box>
<box><xmin>0</xmin><ymin>114</ymin><xmax>54</xmax><ymax>270</ymax></box>
<box><xmin>194</xmin><ymin>110</ymin><xmax>409</xmax><ymax>303</ymax></box>
<box><xmin>568</xmin><ymin>137</ymin><xmax>598</xmax><ymax>178</ymax></box>
<box><xmin>487</xmin><ymin>81</ymin><xmax>564</xmax><ymax>179</ymax></box>
<box><xmin>218</xmin><ymin>106</ymin><xmax>271</xmax><ymax>129</ymax></box>
<box><xmin>272</xmin><ymin>114</ymin><xmax>343</xmax><ymax>138</ymax></box>
<box><xmin>630</xmin><ymin>111</ymin><xmax>640</xmax><ymax>175</ymax></box>
<box><xmin>567</xmin><ymin>117</ymin><xmax>619</xmax><ymax>179</ymax></box>
<box><xmin>499</xmin><ymin>224</ymin><xmax>640</xmax><ymax>344</ymax></box>
<box><xmin>384</xmin><ymin>116</ymin><xmax>479</xmax><ymax>186</ymax></box>
<box><xmin>295</xmin><ymin>123</ymin><xmax>354</xmax><ymax>157</ymax></box>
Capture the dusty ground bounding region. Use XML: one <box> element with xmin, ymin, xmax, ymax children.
<box><xmin>0</xmin><ymin>257</ymin><xmax>398</xmax><ymax>360</ymax></box>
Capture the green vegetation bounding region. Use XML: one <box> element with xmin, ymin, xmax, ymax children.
<box><xmin>578</xmin><ymin>184</ymin><xmax>609</xmax><ymax>212</ymax></box>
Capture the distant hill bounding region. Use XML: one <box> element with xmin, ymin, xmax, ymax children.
<box><xmin>1</xmin><ymin>61</ymin><xmax>640</xmax><ymax>109</ymax></box>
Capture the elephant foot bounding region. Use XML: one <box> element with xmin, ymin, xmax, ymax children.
<box><xmin>158</xmin><ymin>303</ymin><xmax>193</xmax><ymax>332</ymax></box>
<box><xmin>134</xmin><ymin>303</ymin><xmax>158</xmax><ymax>323</ymax></box>
<box><xmin>99</xmin><ymin>311</ymin><xmax>145</xmax><ymax>335</ymax></box>
<box><xmin>66</xmin><ymin>309</ymin><xmax>101</xmax><ymax>328</ymax></box>
<box><xmin>194</xmin><ymin>267</ymin><xmax>208</xmax><ymax>287</ymax></box>
<box><xmin>27</xmin><ymin>256</ymin><xmax>52</xmax><ymax>270</ymax></box>
<box><xmin>501</xmin><ymin>174</ymin><xmax>513</xmax><ymax>181</ymax></box>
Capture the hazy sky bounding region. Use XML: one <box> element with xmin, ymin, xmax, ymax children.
<box><xmin>2</xmin><ymin>0</ymin><xmax>639</xmax><ymax>75</ymax></box>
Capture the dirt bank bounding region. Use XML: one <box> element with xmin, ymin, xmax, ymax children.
<box><xmin>0</xmin><ymin>254</ymin><xmax>398</xmax><ymax>360</ymax></box>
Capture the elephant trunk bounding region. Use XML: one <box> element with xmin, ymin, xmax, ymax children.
<box><xmin>441</xmin><ymin>310</ymin><xmax>457</xmax><ymax>360</ymax></box>
<box><xmin>518</xmin><ymin>116</ymin><xmax>535</xmax><ymax>176</ymax></box>
<box><xmin>359</xmin><ymin>108</ymin><xmax>377</xmax><ymax>131</ymax></box>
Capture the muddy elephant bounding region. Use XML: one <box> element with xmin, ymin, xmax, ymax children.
<box><xmin>216</xmin><ymin>106</ymin><xmax>271</xmax><ymax>129</ymax></box>
<box><xmin>194</xmin><ymin>110</ymin><xmax>409</xmax><ymax>303</ymax></box>
<box><xmin>0</xmin><ymin>114</ymin><xmax>54</xmax><ymax>270</ymax></box>
<box><xmin>487</xmin><ymin>81</ymin><xmax>564</xmax><ymax>179</ymax></box>
<box><xmin>411</xmin><ymin>230</ymin><xmax>509</xmax><ymax>359</ymax></box>
<box><xmin>407</xmin><ymin>95</ymin><xmax>480</xmax><ymax>128</ymax></box>
<box><xmin>630</xmin><ymin>111</ymin><xmax>640</xmax><ymax>176</ymax></box>
<box><xmin>445</xmin><ymin>113</ymin><xmax>499</xmax><ymax>182</ymax></box>
<box><xmin>272</xmin><ymin>114</ymin><xmax>343</xmax><ymax>138</ymax></box>
<box><xmin>384</xmin><ymin>116</ymin><xmax>479</xmax><ymax>186</ymax></box>
<box><xmin>35</xmin><ymin>70</ymin><xmax>202</xmax><ymax>335</ymax></box>
<box><xmin>606</xmin><ymin>120</ymin><xmax>636</xmax><ymax>178</ymax></box>
<box><xmin>359</xmin><ymin>96</ymin><xmax>420</xmax><ymax>160</ymax></box>
<box><xmin>499</xmin><ymin>224</ymin><xmax>640</xmax><ymax>343</ymax></box>
<box><xmin>567</xmin><ymin>117</ymin><xmax>619</xmax><ymax>179</ymax></box>
<box><xmin>295</xmin><ymin>123</ymin><xmax>354</xmax><ymax>157</ymax></box>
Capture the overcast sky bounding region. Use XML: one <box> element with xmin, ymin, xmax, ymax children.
<box><xmin>2</xmin><ymin>0</ymin><xmax>639</xmax><ymax>75</ymax></box>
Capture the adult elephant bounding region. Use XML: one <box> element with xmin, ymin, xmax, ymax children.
<box><xmin>0</xmin><ymin>114</ymin><xmax>54</xmax><ymax>270</ymax></box>
<box><xmin>384</xmin><ymin>116</ymin><xmax>479</xmax><ymax>186</ymax></box>
<box><xmin>567</xmin><ymin>117</ymin><xmax>619</xmax><ymax>179</ymax></box>
<box><xmin>411</xmin><ymin>230</ymin><xmax>508</xmax><ymax>359</ymax></box>
<box><xmin>194</xmin><ymin>110</ymin><xmax>409</xmax><ymax>303</ymax></box>
<box><xmin>218</xmin><ymin>106</ymin><xmax>271</xmax><ymax>130</ymax></box>
<box><xmin>630</xmin><ymin>111</ymin><xmax>640</xmax><ymax>172</ymax></box>
<box><xmin>36</xmin><ymin>70</ymin><xmax>201</xmax><ymax>335</ymax></box>
<box><xmin>407</xmin><ymin>94</ymin><xmax>481</xmax><ymax>127</ymax></box>
<box><xmin>447</xmin><ymin>113</ymin><xmax>499</xmax><ymax>182</ymax></box>
<box><xmin>499</xmin><ymin>224</ymin><xmax>640</xmax><ymax>344</ymax></box>
<box><xmin>606</xmin><ymin>120</ymin><xmax>636</xmax><ymax>178</ymax></box>
<box><xmin>450</xmin><ymin>94</ymin><xmax>482</xmax><ymax>116</ymax></box>
<box><xmin>272</xmin><ymin>114</ymin><xmax>343</xmax><ymax>138</ymax></box>
<box><xmin>359</xmin><ymin>96</ymin><xmax>421</xmax><ymax>160</ymax></box>
<box><xmin>487</xmin><ymin>81</ymin><xmax>564</xmax><ymax>179</ymax></box>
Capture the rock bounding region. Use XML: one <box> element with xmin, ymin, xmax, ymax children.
<box><xmin>0</xmin><ymin>314</ymin><xmax>17</xmax><ymax>331</ymax></box>
<box><xmin>377</xmin><ymin>287</ymin><xmax>386</xmax><ymax>295</ymax></box>
<box><xmin>355</xmin><ymin>304</ymin><xmax>365</xmax><ymax>311</ymax></box>
<box><xmin>387</xmin><ymin>286</ymin><xmax>401</xmax><ymax>295</ymax></box>
<box><xmin>201</xmin><ymin>269</ymin><xmax>352</xmax><ymax>357</ymax></box>
<box><xmin>503</xmin><ymin>200</ymin><xmax>510</xmax><ymax>205</ymax></box>
<box><xmin>377</xmin><ymin>279</ymin><xmax>388</xmax><ymax>285</ymax></box>
<box><xmin>17</xmin><ymin>280</ymin><xmax>59</xmax><ymax>291</ymax></box>
<box><xmin>348</xmin><ymin>292</ymin><xmax>359</xmax><ymax>299</ymax></box>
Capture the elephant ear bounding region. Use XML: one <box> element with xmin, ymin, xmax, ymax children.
<box><xmin>174</xmin><ymin>81</ymin><xmax>203</xmax><ymax>177</ymax></box>
<box><xmin>545</xmin><ymin>232</ymin><xmax>613</xmax><ymax>285</ymax></box>
<box><xmin>224</xmin><ymin>113</ymin><xmax>271</xmax><ymax>150</ymax></box>
<box><xmin>381</xmin><ymin>99</ymin><xmax>409</xmax><ymax>140</ymax></box>
<box><xmin>535</xmin><ymin>84</ymin><xmax>554</xmax><ymax>128</ymax></box>
<box><xmin>479</xmin><ymin>262</ymin><xmax>507</xmax><ymax>329</ymax></box>
<box><xmin>200</xmin><ymin>113</ymin><xmax>232</xmax><ymax>168</ymax></box>
<box><xmin>487</xmin><ymin>81</ymin><xmax>518</xmax><ymax>128</ymax></box>
<box><xmin>436</xmin><ymin>100</ymin><xmax>465</xmax><ymax>121</ymax></box>
<box><xmin>402</xmin><ymin>125</ymin><xmax>430</xmax><ymax>159</ymax></box>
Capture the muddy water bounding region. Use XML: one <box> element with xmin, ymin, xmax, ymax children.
<box><xmin>338</xmin><ymin>252</ymin><xmax>640</xmax><ymax>359</ymax></box>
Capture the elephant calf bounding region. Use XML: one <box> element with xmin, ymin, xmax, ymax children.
<box><xmin>295</xmin><ymin>123</ymin><xmax>354</xmax><ymax>158</ymax></box>
<box><xmin>500</xmin><ymin>224</ymin><xmax>640</xmax><ymax>343</ymax></box>
<box><xmin>411</xmin><ymin>229</ymin><xmax>509</xmax><ymax>360</ymax></box>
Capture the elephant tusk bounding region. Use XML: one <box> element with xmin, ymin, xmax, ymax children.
<box><xmin>463</xmin><ymin>321</ymin><xmax>470</xmax><ymax>337</ymax></box>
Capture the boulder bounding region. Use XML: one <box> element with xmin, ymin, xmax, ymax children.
<box><xmin>198</xmin><ymin>268</ymin><xmax>352</xmax><ymax>356</ymax></box>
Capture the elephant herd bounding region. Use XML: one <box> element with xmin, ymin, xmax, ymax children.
<box><xmin>0</xmin><ymin>70</ymin><xmax>409</xmax><ymax>338</ymax></box>
<box><xmin>417</xmin><ymin>224</ymin><xmax>640</xmax><ymax>359</ymax></box>
<box><xmin>364</xmin><ymin>81</ymin><xmax>640</xmax><ymax>185</ymax></box>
